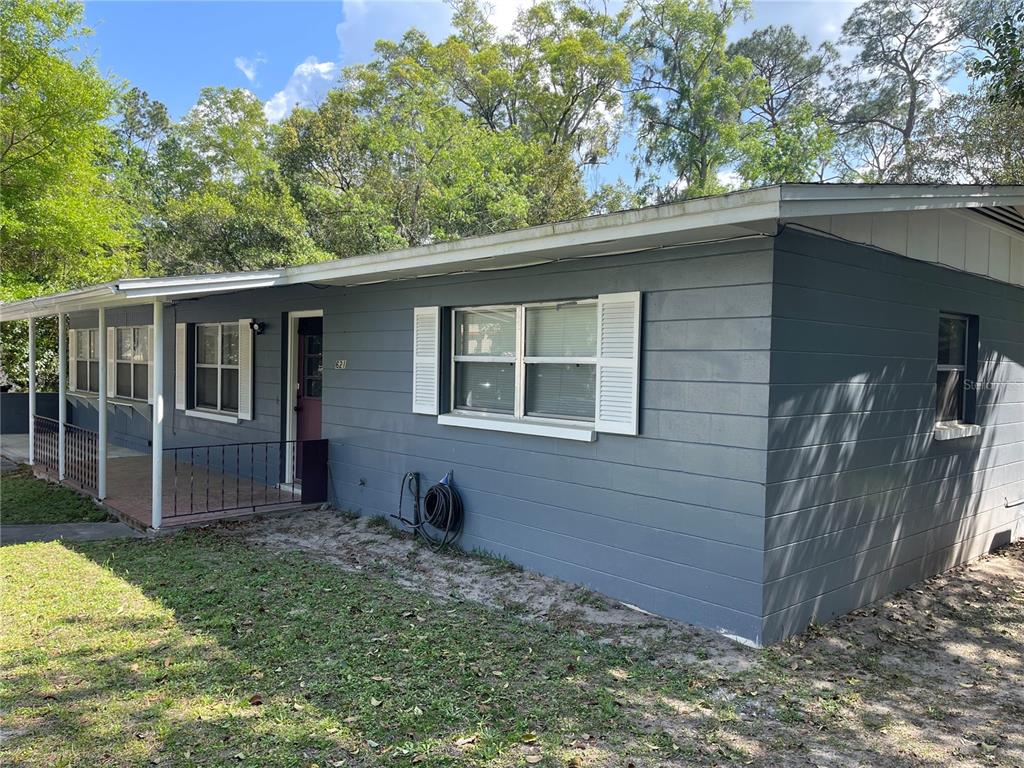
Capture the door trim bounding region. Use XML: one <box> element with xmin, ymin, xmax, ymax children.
<box><xmin>285</xmin><ymin>309</ymin><xmax>324</xmax><ymax>484</ymax></box>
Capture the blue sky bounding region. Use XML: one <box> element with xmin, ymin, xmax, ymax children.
<box><xmin>82</xmin><ymin>0</ymin><xmax>861</xmax><ymax>186</ymax></box>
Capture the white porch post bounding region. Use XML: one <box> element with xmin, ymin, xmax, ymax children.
<box><xmin>151</xmin><ymin>300</ymin><xmax>164</xmax><ymax>529</ymax></box>
<box><xmin>97</xmin><ymin>307</ymin><xmax>108</xmax><ymax>500</ymax></box>
<box><xmin>27</xmin><ymin>317</ymin><xmax>36</xmax><ymax>466</ymax></box>
<box><xmin>58</xmin><ymin>313</ymin><xmax>66</xmax><ymax>480</ymax></box>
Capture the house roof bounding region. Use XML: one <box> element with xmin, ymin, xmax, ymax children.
<box><xmin>2</xmin><ymin>183</ymin><xmax>1022</xmax><ymax>321</ymax></box>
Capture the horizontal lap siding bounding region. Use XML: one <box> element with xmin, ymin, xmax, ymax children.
<box><xmin>166</xmin><ymin>285</ymin><xmax>326</xmax><ymax>449</ymax></box>
<box><xmin>764</xmin><ymin>228</ymin><xmax>1024</xmax><ymax>643</ymax></box>
<box><xmin>324</xmin><ymin>241</ymin><xmax>774</xmax><ymax>643</ymax></box>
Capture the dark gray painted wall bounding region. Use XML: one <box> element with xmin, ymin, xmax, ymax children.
<box><xmin>64</xmin><ymin>240</ymin><xmax>774</xmax><ymax>642</ymax></box>
<box><xmin>320</xmin><ymin>240</ymin><xmax>774</xmax><ymax>643</ymax></box>
<box><xmin>1</xmin><ymin>392</ymin><xmax>59</xmax><ymax>433</ymax></box>
<box><xmin>763</xmin><ymin>227</ymin><xmax>1024</xmax><ymax>643</ymax></box>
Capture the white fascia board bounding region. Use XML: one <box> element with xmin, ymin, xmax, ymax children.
<box><xmin>118</xmin><ymin>275</ymin><xmax>285</xmax><ymax>299</ymax></box>
<box><xmin>116</xmin><ymin>269</ymin><xmax>285</xmax><ymax>293</ymax></box>
<box><xmin>0</xmin><ymin>284</ymin><xmax>120</xmax><ymax>321</ymax></box>
<box><xmin>779</xmin><ymin>184</ymin><xmax>1024</xmax><ymax>217</ymax></box>
<box><xmin>282</xmin><ymin>190</ymin><xmax>783</xmax><ymax>286</ymax></box>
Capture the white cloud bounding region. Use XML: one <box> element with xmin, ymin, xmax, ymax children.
<box><xmin>234</xmin><ymin>54</ymin><xmax>266</xmax><ymax>83</ymax></box>
<box><xmin>717</xmin><ymin>170</ymin><xmax>743</xmax><ymax>190</ymax></box>
<box><xmin>336</xmin><ymin>0</ymin><xmax>371</xmax><ymax>61</ymax></box>
<box><xmin>264</xmin><ymin>56</ymin><xmax>339</xmax><ymax>123</ymax></box>
<box><xmin>488</xmin><ymin>0</ymin><xmax>534</xmax><ymax>35</ymax></box>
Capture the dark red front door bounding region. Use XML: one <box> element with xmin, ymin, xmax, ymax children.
<box><xmin>295</xmin><ymin>317</ymin><xmax>323</xmax><ymax>480</ymax></box>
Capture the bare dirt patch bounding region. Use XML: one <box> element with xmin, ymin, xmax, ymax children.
<box><xmin>228</xmin><ymin>510</ymin><xmax>753</xmax><ymax>671</ymax></box>
<box><xmin>229</xmin><ymin>510</ymin><xmax>1024</xmax><ymax>767</ymax></box>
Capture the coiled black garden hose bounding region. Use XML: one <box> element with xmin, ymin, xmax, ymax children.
<box><xmin>392</xmin><ymin>470</ymin><xmax>463</xmax><ymax>550</ymax></box>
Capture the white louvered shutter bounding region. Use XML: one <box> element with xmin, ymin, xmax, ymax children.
<box><xmin>412</xmin><ymin>306</ymin><xmax>440</xmax><ymax>415</ymax></box>
<box><xmin>68</xmin><ymin>330</ymin><xmax>78</xmax><ymax>391</ymax></box>
<box><xmin>107</xmin><ymin>328</ymin><xmax>117</xmax><ymax>398</ymax></box>
<box><xmin>147</xmin><ymin>326</ymin><xmax>156</xmax><ymax>404</ymax></box>
<box><xmin>237</xmin><ymin>319</ymin><xmax>253</xmax><ymax>420</ymax></box>
<box><xmin>595</xmin><ymin>292</ymin><xmax>641</xmax><ymax>436</ymax></box>
<box><xmin>175</xmin><ymin>323</ymin><xmax>187</xmax><ymax>410</ymax></box>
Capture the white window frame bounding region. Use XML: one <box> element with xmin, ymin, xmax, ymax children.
<box><xmin>194</xmin><ymin>322</ymin><xmax>240</xmax><ymax>414</ymax></box>
<box><xmin>74</xmin><ymin>329</ymin><xmax>99</xmax><ymax>393</ymax></box>
<box><xmin>114</xmin><ymin>326</ymin><xmax>150</xmax><ymax>401</ymax></box>
<box><xmin>448</xmin><ymin>299</ymin><xmax>598</xmax><ymax>427</ymax></box>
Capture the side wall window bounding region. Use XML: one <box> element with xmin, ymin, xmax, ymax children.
<box><xmin>936</xmin><ymin>312</ymin><xmax>978</xmax><ymax>424</ymax></box>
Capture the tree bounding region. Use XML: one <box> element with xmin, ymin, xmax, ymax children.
<box><xmin>403</xmin><ymin>0</ymin><xmax>632</xmax><ymax>167</ymax></box>
<box><xmin>0</xmin><ymin>0</ymin><xmax>136</xmax><ymax>297</ymax></box>
<box><xmin>728</xmin><ymin>25</ymin><xmax>837</xmax><ymax>184</ymax></box>
<box><xmin>109</xmin><ymin>87</ymin><xmax>170</xmax><ymax>271</ymax></box>
<box><xmin>832</xmin><ymin>0</ymin><xmax>964</xmax><ymax>182</ymax></box>
<box><xmin>912</xmin><ymin>87</ymin><xmax>1024</xmax><ymax>184</ymax></box>
<box><xmin>628</xmin><ymin>0</ymin><xmax>762</xmax><ymax>199</ymax></box>
<box><xmin>277</xmin><ymin>67</ymin><xmax>590</xmax><ymax>255</ymax></box>
<box><xmin>146</xmin><ymin>87</ymin><xmax>324</xmax><ymax>274</ymax></box>
<box><xmin>1</xmin><ymin>0</ymin><xmax>137</xmax><ymax>390</ymax></box>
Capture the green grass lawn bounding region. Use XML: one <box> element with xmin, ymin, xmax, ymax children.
<box><xmin>0</xmin><ymin>466</ymin><xmax>109</xmax><ymax>524</ymax></box>
<box><xmin>3</xmin><ymin>507</ymin><xmax>1021</xmax><ymax>767</ymax></box>
<box><xmin>0</xmin><ymin>534</ymin><xmax>737</xmax><ymax>768</ymax></box>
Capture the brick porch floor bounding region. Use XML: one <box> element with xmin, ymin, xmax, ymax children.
<box><xmin>32</xmin><ymin>453</ymin><xmax>300</xmax><ymax>530</ymax></box>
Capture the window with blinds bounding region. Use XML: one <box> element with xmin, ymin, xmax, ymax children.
<box><xmin>452</xmin><ymin>300</ymin><xmax>598</xmax><ymax>422</ymax></box>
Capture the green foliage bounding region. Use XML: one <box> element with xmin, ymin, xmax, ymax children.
<box><xmin>912</xmin><ymin>88</ymin><xmax>1024</xmax><ymax>184</ymax></box>
<box><xmin>0</xmin><ymin>0</ymin><xmax>137</xmax><ymax>296</ymax></box>
<box><xmin>629</xmin><ymin>0</ymin><xmax>763</xmax><ymax>199</ymax></box>
<box><xmin>146</xmin><ymin>87</ymin><xmax>325</xmax><ymax>274</ymax></box>
<box><xmin>729</xmin><ymin>25</ymin><xmax>837</xmax><ymax>184</ymax></box>
<box><xmin>967</xmin><ymin>5</ymin><xmax>1024</xmax><ymax>107</ymax></box>
<box><xmin>277</xmin><ymin>51</ymin><xmax>590</xmax><ymax>254</ymax></box>
<box><xmin>433</xmin><ymin>0</ymin><xmax>632</xmax><ymax>164</ymax></box>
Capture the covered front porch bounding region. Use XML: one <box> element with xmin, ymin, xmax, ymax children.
<box><xmin>3</xmin><ymin>280</ymin><xmax>329</xmax><ymax>531</ymax></box>
<box><xmin>10</xmin><ymin>422</ymin><xmax>322</xmax><ymax>529</ymax></box>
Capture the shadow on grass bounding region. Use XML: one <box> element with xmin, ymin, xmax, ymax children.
<box><xmin>3</xmin><ymin>534</ymin><xmax>1021</xmax><ymax>767</ymax></box>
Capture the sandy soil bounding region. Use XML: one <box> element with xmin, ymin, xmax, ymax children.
<box><xmin>226</xmin><ymin>510</ymin><xmax>1024</xmax><ymax>767</ymax></box>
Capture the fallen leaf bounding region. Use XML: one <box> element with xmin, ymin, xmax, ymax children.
<box><xmin>370</xmin><ymin>698</ymin><xmax>382</xmax><ymax>707</ymax></box>
<box><xmin>521</xmin><ymin>732</ymin><xmax>538</xmax><ymax>744</ymax></box>
<box><xmin>525</xmin><ymin>756</ymin><xmax>543</xmax><ymax>764</ymax></box>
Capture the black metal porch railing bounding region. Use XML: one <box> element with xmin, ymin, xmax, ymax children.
<box><xmin>32</xmin><ymin>415</ymin><xmax>59</xmax><ymax>478</ymax></box>
<box><xmin>163</xmin><ymin>438</ymin><xmax>328</xmax><ymax>521</ymax></box>
<box><xmin>31</xmin><ymin>416</ymin><xmax>99</xmax><ymax>494</ymax></box>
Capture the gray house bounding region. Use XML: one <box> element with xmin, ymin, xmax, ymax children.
<box><xmin>2</xmin><ymin>184</ymin><xmax>1022</xmax><ymax>646</ymax></box>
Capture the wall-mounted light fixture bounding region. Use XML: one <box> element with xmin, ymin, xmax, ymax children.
<box><xmin>250</xmin><ymin>320</ymin><xmax>266</xmax><ymax>335</ymax></box>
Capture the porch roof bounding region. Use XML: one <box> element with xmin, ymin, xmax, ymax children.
<box><xmin>2</xmin><ymin>183</ymin><xmax>1022</xmax><ymax>321</ymax></box>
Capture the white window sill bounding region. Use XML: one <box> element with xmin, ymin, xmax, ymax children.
<box><xmin>184</xmin><ymin>408</ymin><xmax>240</xmax><ymax>424</ymax></box>
<box><xmin>933</xmin><ymin>422</ymin><xmax>982</xmax><ymax>441</ymax></box>
<box><xmin>438</xmin><ymin>412</ymin><xmax>596</xmax><ymax>442</ymax></box>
